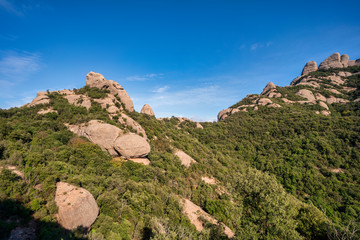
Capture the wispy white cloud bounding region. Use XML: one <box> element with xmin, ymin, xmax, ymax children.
<box><xmin>0</xmin><ymin>0</ymin><xmax>24</xmax><ymax>16</ymax></box>
<box><xmin>0</xmin><ymin>50</ymin><xmax>41</xmax><ymax>83</ymax></box>
<box><xmin>250</xmin><ymin>42</ymin><xmax>272</xmax><ymax>51</ymax></box>
<box><xmin>126</xmin><ymin>73</ymin><xmax>164</xmax><ymax>81</ymax></box>
<box><xmin>152</xmin><ymin>86</ymin><xmax>169</xmax><ymax>93</ymax></box>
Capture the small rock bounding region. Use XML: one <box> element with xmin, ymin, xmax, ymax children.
<box><xmin>140</xmin><ymin>104</ymin><xmax>155</xmax><ymax>116</ymax></box>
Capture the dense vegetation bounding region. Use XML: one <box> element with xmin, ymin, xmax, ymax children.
<box><xmin>0</xmin><ymin>67</ymin><xmax>359</xmax><ymax>239</ymax></box>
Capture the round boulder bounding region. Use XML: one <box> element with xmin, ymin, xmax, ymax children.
<box><xmin>55</xmin><ymin>182</ymin><xmax>99</xmax><ymax>230</ymax></box>
<box><xmin>114</xmin><ymin>133</ymin><xmax>151</xmax><ymax>158</ymax></box>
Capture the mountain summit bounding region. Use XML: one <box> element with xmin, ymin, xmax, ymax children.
<box><xmin>218</xmin><ymin>53</ymin><xmax>360</xmax><ymax>121</ymax></box>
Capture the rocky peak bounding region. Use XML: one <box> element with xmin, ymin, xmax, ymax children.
<box><xmin>261</xmin><ymin>82</ymin><xmax>276</xmax><ymax>94</ymax></box>
<box><xmin>318</xmin><ymin>53</ymin><xmax>342</xmax><ymax>69</ymax></box>
<box><xmin>301</xmin><ymin>61</ymin><xmax>318</xmax><ymax>75</ymax></box>
<box><xmin>86</xmin><ymin>71</ymin><xmax>134</xmax><ymax>112</ymax></box>
<box><xmin>140</xmin><ymin>104</ymin><xmax>155</xmax><ymax>116</ymax></box>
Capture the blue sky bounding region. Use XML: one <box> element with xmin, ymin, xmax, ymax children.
<box><xmin>0</xmin><ymin>0</ymin><xmax>359</xmax><ymax>121</ymax></box>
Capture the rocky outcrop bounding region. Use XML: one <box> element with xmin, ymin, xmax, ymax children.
<box><xmin>319</xmin><ymin>53</ymin><xmax>343</xmax><ymax>69</ymax></box>
<box><xmin>301</xmin><ymin>61</ymin><xmax>318</xmax><ymax>75</ymax></box>
<box><xmin>67</xmin><ymin>120</ymin><xmax>150</xmax><ymax>158</ymax></box>
<box><xmin>28</xmin><ymin>92</ymin><xmax>50</xmax><ymax>107</ymax></box>
<box><xmin>55</xmin><ymin>182</ymin><xmax>99</xmax><ymax>230</ymax></box>
<box><xmin>341</xmin><ymin>54</ymin><xmax>349</xmax><ymax>67</ymax></box>
<box><xmin>217</xmin><ymin>108</ymin><xmax>231</xmax><ymax>121</ymax></box>
<box><xmin>296</xmin><ymin>89</ymin><xmax>316</xmax><ymax>102</ymax></box>
<box><xmin>174</xmin><ymin>149</ymin><xmax>196</xmax><ymax>168</ymax></box>
<box><xmin>113</xmin><ymin>134</ymin><xmax>151</xmax><ymax>158</ymax></box>
<box><xmin>261</xmin><ymin>82</ymin><xmax>276</xmax><ymax>94</ymax></box>
<box><xmin>181</xmin><ymin>198</ymin><xmax>234</xmax><ymax>238</ymax></box>
<box><xmin>37</xmin><ymin>108</ymin><xmax>57</xmax><ymax>115</ymax></box>
<box><xmin>63</xmin><ymin>94</ymin><xmax>92</xmax><ymax>109</ymax></box>
<box><xmin>67</xmin><ymin>120</ymin><xmax>123</xmax><ymax>156</ymax></box>
<box><xmin>117</xmin><ymin>113</ymin><xmax>147</xmax><ymax>138</ymax></box>
<box><xmin>86</xmin><ymin>71</ymin><xmax>134</xmax><ymax>112</ymax></box>
<box><xmin>140</xmin><ymin>104</ymin><xmax>155</xmax><ymax>116</ymax></box>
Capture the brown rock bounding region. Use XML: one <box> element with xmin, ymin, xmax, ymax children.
<box><xmin>257</xmin><ymin>98</ymin><xmax>273</xmax><ymax>106</ymax></box>
<box><xmin>181</xmin><ymin>199</ymin><xmax>234</xmax><ymax>238</ymax></box>
<box><xmin>140</xmin><ymin>104</ymin><xmax>155</xmax><ymax>116</ymax></box>
<box><xmin>113</xmin><ymin>133</ymin><xmax>150</xmax><ymax>158</ymax></box>
<box><xmin>337</xmin><ymin>71</ymin><xmax>352</xmax><ymax>77</ymax></box>
<box><xmin>86</xmin><ymin>71</ymin><xmax>134</xmax><ymax>112</ymax></box>
<box><xmin>301</xmin><ymin>61</ymin><xmax>318</xmax><ymax>75</ymax></box>
<box><xmin>315</xmin><ymin>93</ymin><xmax>327</xmax><ymax>102</ymax></box>
<box><xmin>118</xmin><ymin>113</ymin><xmax>147</xmax><ymax>138</ymax></box>
<box><xmin>319</xmin><ymin>101</ymin><xmax>329</xmax><ymax>110</ymax></box>
<box><xmin>67</xmin><ymin>120</ymin><xmax>123</xmax><ymax>156</ymax></box>
<box><xmin>296</xmin><ymin>89</ymin><xmax>316</xmax><ymax>102</ymax></box>
<box><xmin>348</xmin><ymin>60</ymin><xmax>356</xmax><ymax>67</ymax></box>
<box><xmin>174</xmin><ymin>149</ymin><xmax>196</xmax><ymax>168</ymax></box>
<box><xmin>261</xmin><ymin>82</ymin><xmax>276</xmax><ymax>95</ymax></box>
<box><xmin>128</xmin><ymin>158</ymin><xmax>150</xmax><ymax>165</ymax></box>
<box><xmin>319</xmin><ymin>53</ymin><xmax>342</xmax><ymax>69</ymax></box>
<box><xmin>55</xmin><ymin>182</ymin><xmax>99</xmax><ymax>230</ymax></box>
<box><xmin>326</xmin><ymin>97</ymin><xmax>349</xmax><ymax>104</ymax></box>
<box><xmin>37</xmin><ymin>108</ymin><xmax>57</xmax><ymax>115</ymax></box>
<box><xmin>217</xmin><ymin>108</ymin><xmax>231</xmax><ymax>121</ymax></box>
<box><xmin>64</xmin><ymin>94</ymin><xmax>92</xmax><ymax>110</ymax></box>
<box><xmin>28</xmin><ymin>91</ymin><xmax>50</xmax><ymax>107</ymax></box>
<box><xmin>341</xmin><ymin>54</ymin><xmax>349</xmax><ymax>67</ymax></box>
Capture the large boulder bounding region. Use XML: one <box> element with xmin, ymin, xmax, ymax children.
<box><xmin>301</xmin><ymin>61</ymin><xmax>318</xmax><ymax>75</ymax></box>
<box><xmin>140</xmin><ymin>104</ymin><xmax>155</xmax><ymax>116</ymax></box>
<box><xmin>341</xmin><ymin>54</ymin><xmax>349</xmax><ymax>67</ymax></box>
<box><xmin>113</xmin><ymin>133</ymin><xmax>151</xmax><ymax>158</ymax></box>
<box><xmin>66</xmin><ymin>120</ymin><xmax>150</xmax><ymax>158</ymax></box>
<box><xmin>296</xmin><ymin>89</ymin><xmax>316</xmax><ymax>102</ymax></box>
<box><xmin>86</xmin><ymin>71</ymin><xmax>134</xmax><ymax>112</ymax></box>
<box><xmin>55</xmin><ymin>182</ymin><xmax>99</xmax><ymax>230</ymax></box>
<box><xmin>319</xmin><ymin>53</ymin><xmax>343</xmax><ymax>69</ymax></box>
<box><xmin>67</xmin><ymin>120</ymin><xmax>123</xmax><ymax>156</ymax></box>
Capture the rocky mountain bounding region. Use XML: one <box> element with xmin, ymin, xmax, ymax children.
<box><xmin>218</xmin><ymin>53</ymin><xmax>360</xmax><ymax>121</ymax></box>
<box><xmin>0</xmin><ymin>52</ymin><xmax>359</xmax><ymax>240</ymax></box>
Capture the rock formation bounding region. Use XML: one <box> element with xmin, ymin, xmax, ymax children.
<box><xmin>55</xmin><ymin>182</ymin><xmax>99</xmax><ymax>230</ymax></box>
<box><xmin>174</xmin><ymin>149</ymin><xmax>196</xmax><ymax>168</ymax></box>
<box><xmin>318</xmin><ymin>53</ymin><xmax>343</xmax><ymax>69</ymax></box>
<box><xmin>261</xmin><ymin>82</ymin><xmax>276</xmax><ymax>94</ymax></box>
<box><xmin>140</xmin><ymin>104</ymin><xmax>155</xmax><ymax>116</ymax></box>
<box><xmin>341</xmin><ymin>54</ymin><xmax>349</xmax><ymax>67</ymax></box>
<box><xmin>113</xmin><ymin>133</ymin><xmax>151</xmax><ymax>158</ymax></box>
<box><xmin>301</xmin><ymin>61</ymin><xmax>318</xmax><ymax>75</ymax></box>
<box><xmin>217</xmin><ymin>52</ymin><xmax>359</xmax><ymax>121</ymax></box>
<box><xmin>181</xmin><ymin>198</ymin><xmax>234</xmax><ymax>238</ymax></box>
<box><xmin>86</xmin><ymin>71</ymin><xmax>134</xmax><ymax>112</ymax></box>
<box><xmin>28</xmin><ymin>92</ymin><xmax>50</xmax><ymax>107</ymax></box>
<box><xmin>67</xmin><ymin>120</ymin><xmax>150</xmax><ymax>158</ymax></box>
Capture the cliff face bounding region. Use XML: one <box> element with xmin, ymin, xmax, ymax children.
<box><xmin>218</xmin><ymin>52</ymin><xmax>360</xmax><ymax>121</ymax></box>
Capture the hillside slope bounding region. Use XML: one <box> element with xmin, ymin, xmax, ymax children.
<box><xmin>0</xmin><ymin>53</ymin><xmax>359</xmax><ymax>239</ymax></box>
